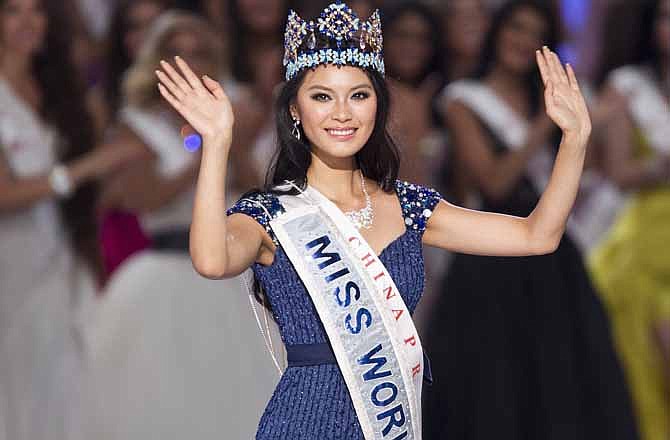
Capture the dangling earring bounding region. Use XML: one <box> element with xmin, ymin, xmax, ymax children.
<box><xmin>291</xmin><ymin>119</ymin><xmax>302</xmax><ymax>141</ymax></box>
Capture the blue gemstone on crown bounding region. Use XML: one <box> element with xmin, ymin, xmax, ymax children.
<box><xmin>283</xmin><ymin>1</ymin><xmax>385</xmax><ymax>81</ymax></box>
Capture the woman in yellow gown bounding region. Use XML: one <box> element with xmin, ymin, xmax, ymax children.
<box><xmin>591</xmin><ymin>1</ymin><xmax>670</xmax><ymax>439</ymax></box>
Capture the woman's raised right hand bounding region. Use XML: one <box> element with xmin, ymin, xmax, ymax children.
<box><xmin>156</xmin><ymin>56</ymin><xmax>234</xmax><ymax>146</ymax></box>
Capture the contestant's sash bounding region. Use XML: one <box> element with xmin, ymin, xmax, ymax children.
<box><xmin>443</xmin><ymin>80</ymin><xmax>626</xmax><ymax>251</ymax></box>
<box><xmin>443</xmin><ymin>80</ymin><xmax>553</xmax><ymax>191</ymax></box>
<box><xmin>608</xmin><ymin>65</ymin><xmax>670</xmax><ymax>155</ymax></box>
<box><xmin>270</xmin><ymin>186</ymin><xmax>423</xmax><ymax>440</ymax></box>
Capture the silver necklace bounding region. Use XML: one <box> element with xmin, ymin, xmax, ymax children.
<box><xmin>344</xmin><ymin>171</ymin><xmax>374</xmax><ymax>229</ymax></box>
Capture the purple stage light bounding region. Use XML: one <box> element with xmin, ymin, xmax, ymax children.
<box><xmin>184</xmin><ymin>134</ymin><xmax>202</xmax><ymax>152</ymax></box>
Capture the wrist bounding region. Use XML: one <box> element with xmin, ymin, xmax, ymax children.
<box><xmin>561</xmin><ymin>129</ymin><xmax>590</xmax><ymax>149</ymax></box>
<box><xmin>202</xmin><ymin>132</ymin><xmax>232</xmax><ymax>151</ymax></box>
<box><xmin>49</xmin><ymin>164</ymin><xmax>75</xmax><ymax>198</ymax></box>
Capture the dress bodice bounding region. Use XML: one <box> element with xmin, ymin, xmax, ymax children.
<box><xmin>227</xmin><ymin>180</ymin><xmax>441</xmax><ymax>346</ymax></box>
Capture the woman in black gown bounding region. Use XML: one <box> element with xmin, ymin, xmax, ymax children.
<box><xmin>423</xmin><ymin>2</ymin><xmax>640</xmax><ymax>439</ymax></box>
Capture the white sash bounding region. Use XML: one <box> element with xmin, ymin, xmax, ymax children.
<box><xmin>443</xmin><ymin>80</ymin><xmax>629</xmax><ymax>251</ymax></box>
<box><xmin>444</xmin><ymin>80</ymin><xmax>554</xmax><ymax>192</ymax></box>
<box><xmin>608</xmin><ymin>65</ymin><xmax>670</xmax><ymax>155</ymax></box>
<box><xmin>269</xmin><ymin>185</ymin><xmax>423</xmax><ymax>440</ymax></box>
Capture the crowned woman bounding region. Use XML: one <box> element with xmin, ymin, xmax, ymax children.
<box><xmin>154</xmin><ymin>2</ymin><xmax>592</xmax><ymax>438</ymax></box>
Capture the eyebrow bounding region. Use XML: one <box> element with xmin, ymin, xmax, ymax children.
<box><xmin>306</xmin><ymin>84</ymin><xmax>373</xmax><ymax>93</ymax></box>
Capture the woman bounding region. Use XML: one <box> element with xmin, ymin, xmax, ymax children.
<box><xmin>103</xmin><ymin>0</ymin><xmax>171</xmax><ymax>121</ymax></box>
<box><xmin>225</xmin><ymin>0</ymin><xmax>287</xmax><ymax>188</ymax></box>
<box><xmin>83</xmin><ymin>12</ymin><xmax>277</xmax><ymax>439</ymax></box>
<box><xmin>423</xmin><ymin>2</ymin><xmax>639</xmax><ymax>439</ymax></box>
<box><xmin>156</xmin><ymin>2</ymin><xmax>591</xmax><ymax>438</ymax></box>
<box><xmin>228</xmin><ymin>0</ymin><xmax>286</xmax><ymax>83</ymax></box>
<box><xmin>0</xmin><ymin>0</ymin><xmax>136</xmax><ymax>439</ymax></box>
<box><xmin>383</xmin><ymin>2</ymin><xmax>446</xmax><ymax>187</ymax></box>
<box><xmin>590</xmin><ymin>1</ymin><xmax>670</xmax><ymax>439</ymax></box>
<box><xmin>441</xmin><ymin>0</ymin><xmax>490</xmax><ymax>83</ymax></box>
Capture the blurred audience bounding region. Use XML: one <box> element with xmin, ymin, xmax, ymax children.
<box><xmin>0</xmin><ymin>0</ymin><xmax>138</xmax><ymax>439</ymax></box>
<box><xmin>589</xmin><ymin>1</ymin><xmax>670</xmax><ymax>440</ymax></box>
<box><xmin>229</xmin><ymin>0</ymin><xmax>286</xmax><ymax>83</ymax></box>
<box><xmin>441</xmin><ymin>0</ymin><xmax>490</xmax><ymax>82</ymax></box>
<box><xmin>82</xmin><ymin>12</ymin><xmax>277</xmax><ymax>440</ymax></box>
<box><xmin>199</xmin><ymin>0</ymin><xmax>230</xmax><ymax>30</ymax></box>
<box><xmin>99</xmin><ymin>0</ymin><xmax>172</xmax><ymax>128</ymax></box>
<box><xmin>423</xmin><ymin>2</ymin><xmax>639</xmax><ymax>439</ymax></box>
<box><xmin>384</xmin><ymin>2</ymin><xmax>446</xmax><ymax>187</ymax></box>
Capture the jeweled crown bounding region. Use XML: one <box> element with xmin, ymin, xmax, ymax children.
<box><xmin>283</xmin><ymin>1</ymin><xmax>385</xmax><ymax>81</ymax></box>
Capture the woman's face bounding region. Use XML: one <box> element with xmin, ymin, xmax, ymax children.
<box><xmin>655</xmin><ymin>0</ymin><xmax>670</xmax><ymax>57</ymax></box>
<box><xmin>0</xmin><ymin>0</ymin><xmax>47</xmax><ymax>58</ymax></box>
<box><xmin>444</xmin><ymin>0</ymin><xmax>489</xmax><ymax>59</ymax></box>
<box><xmin>124</xmin><ymin>0</ymin><xmax>164</xmax><ymax>60</ymax></box>
<box><xmin>384</xmin><ymin>11</ymin><xmax>434</xmax><ymax>83</ymax></box>
<box><xmin>237</xmin><ymin>0</ymin><xmax>283</xmax><ymax>34</ymax></box>
<box><xmin>163</xmin><ymin>29</ymin><xmax>218</xmax><ymax>79</ymax></box>
<box><xmin>495</xmin><ymin>6</ymin><xmax>548</xmax><ymax>74</ymax></box>
<box><xmin>292</xmin><ymin>65</ymin><xmax>377</xmax><ymax>164</ymax></box>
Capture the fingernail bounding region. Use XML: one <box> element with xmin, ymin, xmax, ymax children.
<box><xmin>175</xmin><ymin>55</ymin><xmax>181</xmax><ymax>61</ymax></box>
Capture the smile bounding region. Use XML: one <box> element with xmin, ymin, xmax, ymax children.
<box><xmin>326</xmin><ymin>128</ymin><xmax>357</xmax><ymax>139</ymax></box>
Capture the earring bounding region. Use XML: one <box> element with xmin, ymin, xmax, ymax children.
<box><xmin>291</xmin><ymin>119</ymin><xmax>301</xmax><ymax>141</ymax></box>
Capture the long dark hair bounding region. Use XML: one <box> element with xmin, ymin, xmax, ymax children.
<box><xmin>5</xmin><ymin>0</ymin><xmax>102</xmax><ymax>273</ymax></box>
<box><xmin>265</xmin><ymin>68</ymin><xmax>400</xmax><ymax>194</ymax></box>
<box><xmin>475</xmin><ymin>0</ymin><xmax>560</xmax><ymax>117</ymax></box>
<box><xmin>597</xmin><ymin>0</ymin><xmax>666</xmax><ymax>86</ymax></box>
<box><xmin>104</xmin><ymin>0</ymin><xmax>171</xmax><ymax>117</ymax></box>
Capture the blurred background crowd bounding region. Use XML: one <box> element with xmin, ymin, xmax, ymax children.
<box><xmin>0</xmin><ymin>0</ymin><xmax>669</xmax><ymax>439</ymax></box>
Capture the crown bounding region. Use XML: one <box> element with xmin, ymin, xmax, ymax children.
<box><xmin>283</xmin><ymin>1</ymin><xmax>385</xmax><ymax>81</ymax></box>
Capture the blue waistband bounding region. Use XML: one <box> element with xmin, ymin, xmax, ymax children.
<box><xmin>286</xmin><ymin>342</ymin><xmax>433</xmax><ymax>385</ymax></box>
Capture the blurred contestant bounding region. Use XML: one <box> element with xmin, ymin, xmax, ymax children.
<box><xmin>424</xmin><ymin>2</ymin><xmax>638</xmax><ymax>439</ymax></box>
<box><xmin>83</xmin><ymin>12</ymin><xmax>277</xmax><ymax>440</ymax></box>
<box><xmin>0</xmin><ymin>0</ymin><xmax>135</xmax><ymax>439</ymax></box>
<box><xmin>591</xmin><ymin>1</ymin><xmax>670</xmax><ymax>439</ymax></box>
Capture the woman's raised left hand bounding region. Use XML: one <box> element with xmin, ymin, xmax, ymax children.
<box><xmin>536</xmin><ymin>46</ymin><xmax>591</xmax><ymax>145</ymax></box>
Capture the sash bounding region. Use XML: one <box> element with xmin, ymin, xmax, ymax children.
<box><xmin>608</xmin><ymin>65</ymin><xmax>670</xmax><ymax>155</ymax></box>
<box><xmin>269</xmin><ymin>185</ymin><xmax>423</xmax><ymax>440</ymax></box>
<box><xmin>443</xmin><ymin>80</ymin><xmax>554</xmax><ymax>192</ymax></box>
<box><xmin>443</xmin><ymin>80</ymin><xmax>626</xmax><ymax>251</ymax></box>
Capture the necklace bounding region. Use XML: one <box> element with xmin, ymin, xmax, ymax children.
<box><xmin>344</xmin><ymin>171</ymin><xmax>374</xmax><ymax>229</ymax></box>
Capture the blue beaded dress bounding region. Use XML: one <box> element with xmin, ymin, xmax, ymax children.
<box><xmin>227</xmin><ymin>180</ymin><xmax>441</xmax><ymax>439</ymax></box>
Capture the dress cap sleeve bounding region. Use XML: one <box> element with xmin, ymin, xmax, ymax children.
<box><xmin>226</xmin><ymin>191</ymin><xmax>284</xmax><ymax>244</ymax></box>
<box><xmin>395</xmin><ymin>180</ymin><xmax>443</xmax><ymax>235</ymax></box>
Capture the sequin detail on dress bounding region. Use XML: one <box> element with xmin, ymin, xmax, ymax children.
<box><xmin>226</xmin><ymin>181</ymin><xmax>441</xmax><ymax>439</ymax></box>
<box><xmin>395</xmin><ymin>179</ymin><xmax>441</xmax><ymax>232</ymax></box>
<box><xmin>226</xmin><ymin>191</ymin><xmax>285</xmax><ymax>245</ymax></box>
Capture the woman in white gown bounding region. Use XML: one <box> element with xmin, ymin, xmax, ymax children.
<box><xmin>0</xmin><ymin>1</ymin><xmax>137</xmax><ymax>439</ymax></box>
<box><xmin>82</xmin><ymin>12</ymin><xmax>278</xmax><ymax>439</ymax></box>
